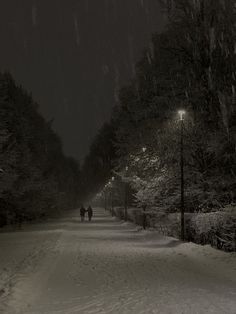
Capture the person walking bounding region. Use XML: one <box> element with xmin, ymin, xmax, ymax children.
<box><xmin>87</xmin><ymin>205</ymin><xmax>93</xmax><ymax>222</ymax></box>
<box><xmin>80</xmin><ymin>205</ymin><xmax>86</xmax><ymax>222</ymax></box>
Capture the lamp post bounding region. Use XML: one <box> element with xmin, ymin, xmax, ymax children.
<box><xmin>104</xmin><ymin>189</ymin><xmax>107</xmax><ymax>211</ymax></box>
<box><xmin>178</xmin><ymin>110</ymin><xmax>185</xmax><ymax>241</ymax></box>
<box><xmin>107</xmin><ymin>181</ymin><xmax>112</xmax><ymax>214</ymax></box>
<box><xmin>0</xmin><ymin>169</ymin><xmax>7</xmax><ymax>224</ymax></box>
<box><xmin>124</xmin><ymin>166</ymin><xmax>128</xmax><ymax>221</ymax></box>
<box><xmin>111</xmin><ymin>177</ymin><xmax>115</xmax><ymax>215</ymax></box>
<box><xmin>104</xmin><ymin>182</ymin><xmax>111</xmax><ymax>211</ymax></box>
<box><xmin>141</xmin><ymin>147</ymin><xmax>147</xmax><ymax>229</ymax></box>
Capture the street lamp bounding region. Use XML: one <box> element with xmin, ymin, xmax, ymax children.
<box><xmin>107</xmin><ymin>181</ymin><xmax>112</xmax><ymax>214</ymax></box>
<box><xmin>178</xmin><ymin>110</ymin><xmax>185</xmax><ymax>121</ymax></box>
<box><xmin>141</xmin><ymin>147</ymin><xmax>147</xmax><ymax>229</ymax></box>
<box><xmin>178</xmin><ymin>110</ymin><xmax>185</xmax><ymax>241</ymax></box>
<box><xmin>104</xmin><ymin>181</ymin><xmax>111</xmax><ymax>211</ymax></box>
<box><xmin>0</xmin><ymin>169</ymin><xmax>7</xmax><ymax>224</ymax></box>
<box><xmin>111</xmin><ymin>177</ymin><xmax>115</xmax><ymax>215</ymax></box>
<box><xmin>104</xmin><ymin>188</ymin><xmax>107</xmax><ymax>211</ymax></box>
<box><xmin>124</xmin><ymin>166</ymin><xmax>129</xmax><ymax>221</ymax></box>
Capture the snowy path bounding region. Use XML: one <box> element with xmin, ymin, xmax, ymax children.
<box><xmin>0</xmin><ymin>208</ymin><xmax>236</xmax><ymax>314</ymax></box>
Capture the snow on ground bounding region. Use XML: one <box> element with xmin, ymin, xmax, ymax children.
<box><xmin>0</xmin><ymin>208</ymin><xmax>236</xmax><ymax>314</ymax></box>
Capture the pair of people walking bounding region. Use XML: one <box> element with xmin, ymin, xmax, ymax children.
<box><xmin>80</xmin><ymin>205</ymin><xmax>93</xmax><ymax>222</ymax></box>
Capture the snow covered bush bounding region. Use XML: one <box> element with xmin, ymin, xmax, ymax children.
<box><xmin>187</xmin><ymin>206</ymin><xmax>236</xmax><ymax>251</ymax></box>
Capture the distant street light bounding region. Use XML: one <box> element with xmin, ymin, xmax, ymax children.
<box><xmin>124</xmin><ymin>166</ymin><xmax>128</xmax><ymax>221</ymax></box>
<box><xmin>178</xmin><ymin>110</ymin><xmax>185</xmax><ymax>241</ymax></box>
<box><xmin>104</xmin><ymin>181</ymin><xmax>111</xmax><ymax>211</ymax></box>
<box><xmin>178</xmin><ymin>110</ymin><xmax>185</xmax><ymax>121</ymax></box>
<box><xmin>0</xmin><ymin>169</ymin><xmax>7</xmax><ymax>224</ymax></box>
<box><xmin>104</xmin><ymin>189</ymin><xmax>107</xmax><ymax>211</ymax></box>
<box><xmin>107</xmin><ymin>181</ymin><xmax>112</xmax><ymax>215</ymax></box>
<box><xmin>141</xmin><ymin>147</ymin><xmax>147</xmax><ymax>229</ymax></box>
<box><xmin>111</xmin><ymin>177</ymin><xmax>115</xmax><ymax>215</ymax></box>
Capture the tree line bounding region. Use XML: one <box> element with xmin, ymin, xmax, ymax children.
<box><xmin>2</xmin><ymin>0</ymin><xmax>234</xmax><ymax>229</ymax></box>
<box><xmin>82</xmin><ymin>0</ymin><xmax>236</xmax><ymax>213</ymax></box>
<box><xmin>0</xmin><ymin>72</ymin><xmax>81</xmax><ymax>226</ymax></box>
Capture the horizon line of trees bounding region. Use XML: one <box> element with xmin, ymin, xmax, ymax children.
<box><xmin>82</xmin><ymin>0</ymin><xmax>236</xmax><ymax>213</ymax></box>
<box><xmin>0</xmin><ymin>72</ymin><xmax>81</xmax><ymax>226</ymax></box>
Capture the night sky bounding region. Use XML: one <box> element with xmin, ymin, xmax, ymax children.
<box><xmin>0</xmin><ymin>0</ymin><xmax>165</xmax><ymax>162</ymax></box>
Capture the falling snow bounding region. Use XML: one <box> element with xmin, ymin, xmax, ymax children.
<box><xmin>32</xmin><ymin>3</ymin><xmax>38</xmax><ymax>27</ymax></box>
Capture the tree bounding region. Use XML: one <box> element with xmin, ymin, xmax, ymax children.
<box><xmin>80</xmin><ymin>122</ymin><xmax>116</xmax><ymax>202</ymax></box>
<box><xmin>0</xmin><ymin>72</ymin><xmax>81</xmax><ymax>226</ymax></box>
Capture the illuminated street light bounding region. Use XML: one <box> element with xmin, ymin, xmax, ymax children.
<box><xmin>178</xmin><ymin>110</ymin><xmax>186</xmax><ymax>121</ymax></box>
<box><xmin>178</xmin><ymin>109</ymin><xmax>186</xmax><ymax>241</ymax></box>
<box><xmin>142</xmin><ymin>147</ymin><xmax>147</xmax><ymax>153</ymax></box>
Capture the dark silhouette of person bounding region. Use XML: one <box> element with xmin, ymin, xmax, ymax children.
<box><xmin>87</xmin><ymin>205</ymin><xmax>93</xmax><ymax>222</ymax></box>
<box><xmin>80</xmin><ymin>205</ymin><xmax>86</xmax><ymax>222</ymax></box>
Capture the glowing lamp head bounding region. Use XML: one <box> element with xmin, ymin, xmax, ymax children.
<box><xmin>178</xmin><ymin>110</ymin><xmax>186</xmax><ymax>121</ymax></box>
<box><xmin>111</xmin><ymin>176</ymin><xmax>115</xmax><ymax>181</ymax></box>
<box><xmin>142</xmin><ymin>147</ymin><xmax>147</xmax><ymax>153</ymax></box>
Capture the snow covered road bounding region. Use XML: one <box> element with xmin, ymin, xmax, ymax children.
<box><xmin>0</xmin><ymin>208</ymin><xmax>236</xmax><ymax>314</ymax></box>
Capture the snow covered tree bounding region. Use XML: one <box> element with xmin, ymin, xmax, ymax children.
<box><xmin>109</xmin><ymin>0</ymin><xmax>236</xmax><ymax>212</ymax></box>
